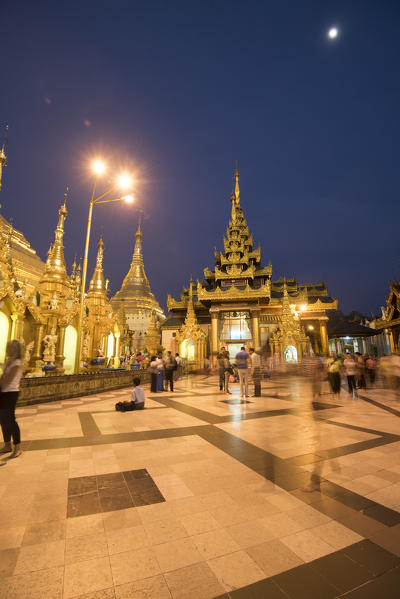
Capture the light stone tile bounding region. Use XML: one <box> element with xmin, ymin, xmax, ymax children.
<box><xmin>153</xmin><ymin>537</ymin><xmax>203</xmax><ymax>573</ymax></box>
<box><xmin>180</xmin><ymin>511</ymin><xmax>220</xmax><ymax>536</ymax></box>
<box><xmin>64</xmin><ymin>556</ymin><xmax>113</xmax><ymax>599</ymax></box>
<box><xmin>22</xmin><ymin>519</ymin><xmax>66</xmax><ymax>546</ymax></box>
<box><xmin>102</xmin><ymin>508</ymin><xmax>141</xmax><ymax>532</ymax></box>
<box><xmin>6</xmin><ymin>565</ymin><xmax>64</xmax><ymax>599</ymax></box>
<box><xmin>207</xmin><ymin>550</ymin><xmax>265</xmax><ymax>592</ymax></box>
<box><xmin>0</xmin><ymin>526</ymin><xmax>25</xmax><ymax>550</ymax></box>
<box><xmin>109</xmin><ymin>547</ymin><xmax>161</xmax><ymax>586</ymax></box>
<box><xmin>74</xmin><ymin>590</ymin><xmax>115</xmax><ymax>599</ymax></box>
<box><xmin>67</xmin><ymin>514</ymin><xmax>105</xmax><ymax>539</ymax></box>
<box><xmin>246</xmin><ymin>538</ymin><xmax>304</xmax><ymax>577</ymax></box>
<box><xmin>115</xmin><ymin>574</ymin><xmax>171</xmax><ymax>598</ymax></box>
<box><xmin>164</xmin><ymin>562</ymin><xmax>226</xmax><ymax>599</ymax></box>
<box><xmin>226</xmin><ymin>518</ymin><xmax>275</xmax><ymax>548</ymax></box>
<box><xmin>66</xmin><ymin>532</ymin><xmax>108</xmax><ymax>564</ymax></box>
<box><xmin>310</xmin><ymin>520</ymin><xmax>363</xmax><ymax>549</ymax></box>
<box><xmin>280</xmin><ymin>529</ymin><xmax>336</xmax><ymax>561</ymax></box>
<box><xmin>14</xmin><ymin>539</ymin><xmax>65</xmax><ymax>573</ymax></box>
<box><xmin>106</xmin><ymin>525</ymin><xmax>150</xmax><ymax>555</ymax></box>
<box><xmin>192</xmin><ymin>528</ymin><xmax>240</xmax><ymax>560</ymax></box>
<box><xmin>144</xmin><ymin>518</ymin><xmax>188</xmax><ymax>545</ymax></box>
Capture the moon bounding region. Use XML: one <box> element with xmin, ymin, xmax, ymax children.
<box><xmin>328</xmin><ymin>27</ymin><xmax>339</xmax><ymax>39</ymax></box>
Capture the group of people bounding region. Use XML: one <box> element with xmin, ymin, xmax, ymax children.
<box><xmin>217</xmin><ymin>346</ymin><xmax>262</xmax><ymax>398</ymax></box>
<box><xmin>149</xmin><ymin>351</ymin><xmax>180</xmax><ymax>393</ymax></box>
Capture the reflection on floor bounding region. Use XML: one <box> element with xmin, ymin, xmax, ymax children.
<box><xmin>0</xmin><ymin>374</ymin><xmax>399</xmax><ymax>598</ymax></box>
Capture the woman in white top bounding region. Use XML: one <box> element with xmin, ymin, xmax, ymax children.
<box><xmin>0</xmin><ymin>340</ymin><xmax>23</xmax><ymax>458</ymax></box>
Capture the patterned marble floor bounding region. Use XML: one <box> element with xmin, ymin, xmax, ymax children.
<box><xmin>0</xmin><ymin>374</ymin><xmax>399</xmax><ymax>598</ymax></box>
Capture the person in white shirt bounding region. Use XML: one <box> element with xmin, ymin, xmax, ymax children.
<box><xmin>115</xmin><ymin>377</ymin><xmax>145</xmax><ymax>411</ymax></box>
<box><xmin>343</xmin><ymin>354</ymin><xmax>357</xmax><ymax>396</ymax></box>
<box><xmin>0</xmin><ymin>340</ymin><xmax>23</xmax><ymax>458</ymax></box>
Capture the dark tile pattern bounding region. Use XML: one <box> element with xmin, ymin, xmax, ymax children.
<box><xmin>223</xmin><ymin>540</ymin><xmax>400</xmax><ymax>599</ymax></box>
<box><xmin>67</xmin><ymin>469</ymin><xmax>165</xmax><ymax>517</ymax></box>
<box><xmin>220</xmin><ymin>399</ymin><xmax>253</xmax><ymax>405</ymax></box>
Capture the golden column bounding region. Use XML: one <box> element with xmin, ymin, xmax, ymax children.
<box><xmin>252</xmin><ymin>309</ymin><xmax>261</xmax><ymax>349</ymax></box>
<box><xmin>56</xmin><ymin>326</ymin><xmax>66</xmax><ymax>367</ymax></box>
<box><xmin>388</xmin><ymin>329</ymin><xmax>395</xmax><ymax>353</ymax></box>
<box><xmin>320</xmin><ymin>320</ymin><xmax>329</xmax><ymax>355</ymax></box>
<box><xmin>10</xmin><ymin>313</ymin><xmax>17</xmax><ymax>339</ymax></box>
<box><xmin>210</xmin><ymin>310</ymin><xmax>219</xmax><ymax>364</ymax></box>
<box><xmin>114</xmin><ymin>333</ymin><xmax>121</xmax><ymax>368</ymax></box>
<box><xmin>32</xmin><ymin>323</ymin><xmax>44</xmax><ymax>361</ymax></box>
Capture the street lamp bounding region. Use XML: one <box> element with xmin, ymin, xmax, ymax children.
<box><xmin>74</xmin><ymin>160</ymin><xmax>134</xmax><ymax>373</ymax></box>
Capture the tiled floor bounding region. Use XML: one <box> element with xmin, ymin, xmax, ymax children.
<box><xmin>0</xmin><ymin>374</ymin><xmax>399</xmax><ymax>598</ymax></box>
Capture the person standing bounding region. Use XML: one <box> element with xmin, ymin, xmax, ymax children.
<box><xmin>217</xmin><ymin>349</ymin><xmax>226</xmax><ymax>391</ymax></box>
<box><xmin>343</xmin><ymin>354</ymin><xmax>357</xmax><ymax>397</ymax></box>
<box><xmin>164</xmin><ymin>351</ymin><xmax>176</xmax><ymax>392</ymax></box>
<box><xmin>149</xmin><ymin>356</ymin><xmax>158</xmax><ymax>393</ymax></box>
<box><xmin>249</xmin><ymin>348</ymin><xmax>261</xmax><ymax>397</ymax></box>
<box><xmin>156</xmin><ymin>352</ymin><xmax>164</xmax><ymax>391</ymax></box>
<box><xmin>366</xmin><ymin>356</ymin><xmax>376</xmax><ymax>385</ymax></box>
<box><xmin>235</xmin><ymin>346</ymin><xmax>250</xmax><ymax>398</ymax></box>
<box><xmin>326</xmin><ymin>353</ymin><xmax>342</xmax><ymax>397</ymax></box>
<box><xmin>0</xmin><ymin>340</ymin><xmax>23</xmax><ymax>458</ymax></box>
<box><xmin>355</xmin><ymin>352</ymin><xmax>366</xmax><ymax>389</ymax></box>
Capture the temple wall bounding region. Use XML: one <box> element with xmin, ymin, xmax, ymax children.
<box><xmin>19</xmin><ymin>370</ymin><xmax>150</xmax><ymax>406</ymax></box>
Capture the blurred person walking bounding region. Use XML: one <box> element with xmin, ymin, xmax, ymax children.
<box><xmin>343</xmin><ymin>354</ymin><xmax>357</xmax><ymax>397</ymax></box>
<box><xmin>149</xmin><ymin>356</ymin><xmax>158</xmax><ymax>393</ymax></box>
<box><xmin>249</xmin><ymin>348</ymin><xmax>261</xmax><ymax>397</ymax></box>
<box><xmin>0</xmin><ymin>340</ymin><xmax>23</xmax><ymax>458</ymax></box>
<box><xmin>366</xmin><ymin>355</ymin><xmax>376</xmax><ymax>385</ymax></box>
<box><xmin>326</xmin><ymin>353</ymin><xmax>342</xmax><ymax>397</ymax></box>
<box><xmin>355</xmin><ymin>352</ymin><xmax>366</xmax><ymax>389</ymax></box>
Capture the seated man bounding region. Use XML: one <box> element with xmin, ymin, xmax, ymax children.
<box><xmin>115</xmin><ymin>377</ymin><xmax>145</xmax><ymax>411</ymax></box>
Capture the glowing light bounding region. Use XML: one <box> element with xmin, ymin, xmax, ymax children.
<box><xmin>328</xmin><ymin>27</ymin><xmax>338</xmax><ymax>39</ymax></box>
<box><xmin>92</xmin><ymin>160</ymin><xmax>106</xmax><ymax>175</ymax></box>
<box><xmin>308</xmin><ymin>325</ymin><xmax>314</xmax><ymax>331</ymax></box>
<box><xmin>123</xmin><ymin>194</ymin><xmax>134</xmax><ymax>204</ymax></box>
<box><xmin>117</xmin><ymin>173</ymin><xmax>132</xmax><ymax>189</ymax></box>
<box><xmin>299</xmin><ymin>305</ymin><xmax>307</xmax><ymax>312</ymax></box>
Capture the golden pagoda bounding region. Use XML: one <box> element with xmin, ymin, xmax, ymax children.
<box><xmin>111</xmin><ymin>220</ymin><xmax>164</xmax><ymax>353</ymax></box>
<box><xmin>163</xmin><ymin>167</ymin><xmax>337</xmax><ymax>365</ymax></box>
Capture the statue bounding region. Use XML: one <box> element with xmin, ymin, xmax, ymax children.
<box><xmin>43</xmin><ymin>327</ymin><xmax>58</xmax><ymax>365</ymax></box>
<box><xmin>50</xmin><ymin>293</ymin><xmax>58</xmax><ymax>310</ymax></box>
<box><xmin>24</xmin><ymin>341</ymin><xmax>34</xmax><ymax>365</ymax></box>
<box><xmin>96</xmin><ymin>345</ymin><xmax>105</xmax><ymax>358</ymax></box>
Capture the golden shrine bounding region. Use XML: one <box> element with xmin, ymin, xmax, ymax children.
<box><xmin>162</xmin><ymin>167</ymin><xmax>338</xmax><ymax>366</ymax></box>
<box><xmin>0</xmin><ymin>129</ymin><xmax>162</xmax><ymax>373</ymax></box>
<box><xmin>375</xmin><ymin>282</ymin><xmax>400</xmax><ymax>352</ymax></box>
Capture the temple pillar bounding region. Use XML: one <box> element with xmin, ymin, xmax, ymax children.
<box><xmin>210</xmin><ymin>311</ymin><xmax>219</xmax><ymax>365</ymax></box>
<box><xmin>114</xmin><ymin>334</ymin><xmax>121</xmax><ymax>368</ymax></box>
<box><xmin>389</xmin><ymin>329</ymin><xmax>395</xmax><ymax>353</ymax></box>
<box><xmin>320</xmin><ymin>321</ymin><xmax>329</xmax><ymax>355</ymax></box>
<box><xmin>10</xmin><ymin>313</ymin><xmax>18</xmax><ymax>339</ymax></box>
<box><xmin>252</xmin><ymin>310</ymin><xmax>261</xmax><ymax>349</ymax></box>
<box><xmin>15</xmin><ymin>314</ymin><xmax>25</xmax><ymax>342</ymax></box>
<box><xmin>56</xmin><ymin>325</ymin><xmax>66</xmax><ymax>367</ymax></box>
<box><xmin>32</xmin><ymin>323</ymin><xmax>44</xmax><ymax>361</ymax></box>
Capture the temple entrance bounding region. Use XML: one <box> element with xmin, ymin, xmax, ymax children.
<box><xmin>0</xmin><ymin>311</ymin><xmax>9</xmax><ymax>364</ymax></box>
<box><xmin>64</xmin><ymin>325</ymin><xmax>77</xmax><ymax>374</ymax></box>
<box><xmin>284</xmin><ymin>345</ymin><xmax>298</xmax><ymax>363</ymax></box>
<box><xmin>227</xmin><ymin>343</ymin><xmax>243</xmax><ymax>360</ymax></box>
<box><xmin>181</xmin><ymin>338</ymin><xmax>195</xmax><ymax>361</ymax></box>
<box><xmin>107</xmin><ymin>333</ymin><xmax>114</xmax><ymax>358</ymax></box>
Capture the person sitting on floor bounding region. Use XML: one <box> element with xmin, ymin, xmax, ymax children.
<box><xmin>115</xmin><ymin>377</ymin><xmax>145</xmax><ymax>411</ymax></box>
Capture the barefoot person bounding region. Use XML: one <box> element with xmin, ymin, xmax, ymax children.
<box><xmin>0</xmin><ymin>340</ymin><xmax>23</xmax><ymax>458</ymax></box>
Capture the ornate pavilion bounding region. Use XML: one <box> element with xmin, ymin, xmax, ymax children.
<box><xmin>374</xmin><ymin>282</ymin><xmax>400</xmax><ymax>353</ymax></box>
<box><xmin>162</xmin><ymin>168</ymin><xmax>338</xmax><ymax>366</ymax></box>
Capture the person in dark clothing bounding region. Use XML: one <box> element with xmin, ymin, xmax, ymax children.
<box><xmin>164</xmin><ymin>351</ymin><xmax>177</xmax><ymax>392</ymax></box>
<box><xmin>149</xmin><ymin>356</ymin><xmax>158</xmax><ymax>393</ymax></box>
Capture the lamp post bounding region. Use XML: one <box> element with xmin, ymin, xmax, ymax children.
<box><xmin>74</xmin><ymin>161</ymin><xmax>134</xmax><ymax>374</ymax></box>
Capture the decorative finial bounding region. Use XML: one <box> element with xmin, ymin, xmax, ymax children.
<box><xmin>0</xmin><ymin>124</ymin><xmax>9</xmax><ymax>194</ymax></box>
<box><xmin>63</xmin><ymin>185</ymin><xmax>69</xmax><ymax>207</ymax></box>
<box><xmin>234</xmin><ymin>162</ymin><xmax>240</xmax><ymax>204</ymax></box>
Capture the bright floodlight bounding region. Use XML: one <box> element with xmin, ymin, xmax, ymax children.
<box><xmin>328</xmin><ymin>27</ymin><xmax>338</xmax><ymax>39</ymax></box>
<box><xmin>117</xmin><ymin>173</ymin><xmax>132</xmax><ymax>189</ymax></box>
<box><xmin>92</xmin><ymin>160</ymin><xmax>106</xmax><ymax>175</ymax></box>
<box><xmin>123</xmin><ymin>194</ymin><xmax>134</xmax><ymax>204</ymax></box>
<box><xmin>300</xmin><ymin>305</ymin><xmax>307</xmax><ymax>311</ymax></box>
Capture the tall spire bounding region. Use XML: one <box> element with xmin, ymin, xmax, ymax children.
<box><xmin>88</xmin><ymin>236</ymin><xmax>106</xmax><ymax>295</ymax></box>
<box><xmin>0</xmin><ymin>125</ymin><xmax>8</xmax><ymax>194</ymax></box>
<box><xmin>44</xmin><ymin>193</ymin><xmax>68</xmax><ymax>279</ymax></box>
<box><xmin>117</xmin><ymin>220</ymin><xmax>151</xmax><ymax>295</ymax></box>
<box><xmin>184</xmin><ymin>276</ymin><xmax>197</xmax><ymax>325</ymax></box>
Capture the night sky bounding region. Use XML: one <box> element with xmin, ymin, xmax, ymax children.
<box><xmin>1</xmin><ymin>0</ymin><xmax>399</xmax><ymax>317</ymax></box>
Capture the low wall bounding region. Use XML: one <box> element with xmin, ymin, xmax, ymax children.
<box><xmin>19</xmin><ymin>369</ymin><xmax>150</xmax><ymax>406</ymax></box>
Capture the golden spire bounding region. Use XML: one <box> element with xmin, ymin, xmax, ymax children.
<box><xmin>185</xmin><ymin>276</ymin><xmax>197</xmax><ymax>325</ymax></box>
<box><xmin>88</xmin><ymin>236</ymin><xmax>106</xmax><ymax>294</ymax></box>
<box><xmin>115</xmin><ymin>220</ymin><xmax>151</xmax><ymax>297</ymax></box>
<box><xmin>44</xmin><ymin>190</ymin><xmax>68</xmax><ymax>279</ymax></box>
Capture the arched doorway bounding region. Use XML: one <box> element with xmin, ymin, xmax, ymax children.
<box><xmin>0</xmin><ymin>311</ymin><xmax>10</xmax><ymax>364</ymax></box>
<box><xmin>64</xmin><ymin>325</ymin><xmax>77</xmax><ymax>374</ymax></box>
<box><xmin>284</xmin><ymin>345</ymin><xmax>298</xmax><ymax>363</ymax></box>
<box><xmin>181</xmin><ymin>338</ymin><xmax>195</xmax><ymax>361</ymax></box>
<box><xmin>107</xmin><ymin>333</ymin><xmax>114</xmax><ymax>358</ymax></box>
